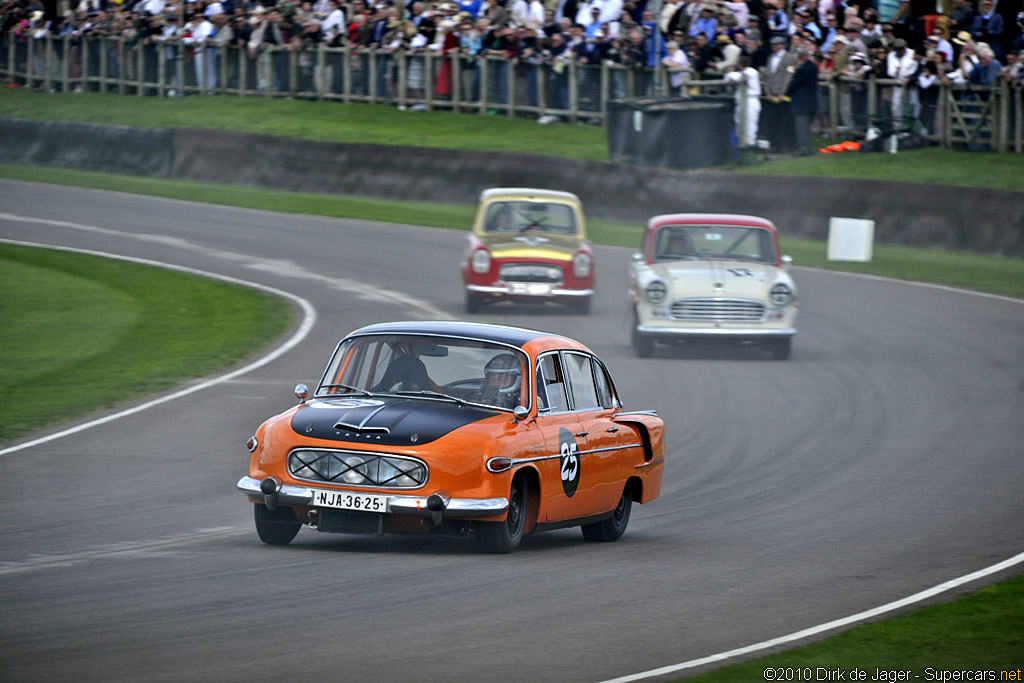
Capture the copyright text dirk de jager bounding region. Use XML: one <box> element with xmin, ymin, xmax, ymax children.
<box><xmin>763</xmin><ymin>667</ymin><xmax>1022</xmax><ymax>681</ymax></box>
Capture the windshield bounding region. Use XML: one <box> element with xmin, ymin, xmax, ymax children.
<box><xmin>317</xmin><ymin>334</ymin><xmax>531</xmax><ymax>412</ymax></box>
<box><xmin>483</xmin><ymin>201</ymin><xmax>579</xmax><ymax>236</ymax></box>
<box><xmin>653</xmin><ymin>225</ymin><xmax>776</xmax><ymax>264</ymax></box>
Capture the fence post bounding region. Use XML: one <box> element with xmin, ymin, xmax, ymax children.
<box><xmin>424</xmin><ymin>49</ymin><xmax>433</xmax><ymax>109</ymax></box>
<box><xmin>118</xmin><ymin>37</ymin><xmax>127</xmax><ymax>95</ymax></box>
<box><xmin>600</xmin><ymin>60</ymin><xmax>609</xmax><ymax>123</ymax></box>
<box><xmin>479</xmin><ymin>55</ymin><xmax>489</xmax><ymax>115</ymax></box>
<box><xmin>568</xmin><ymin>58</ymin><xmax>578</xmax><ymax>124</ymax></box>
<box><xmin>289</xmin><ymin>46</ymin><xmax>297</xmax><ymax>98</ymax></box>
<box><xmin>7</xmin><ymin>34</ymin><xmax>14</xmax><ymax>85</ymax></box>
<box><xmin>506</xmin><ymin>55</ymin><xmax>515</xmax><ymax>117</ymax></box>
<box><xmin>316</xmin><ymin>43</ymin><xmax>325</xmax><ymax>100</ymax></box>
<box><xmin>1016</xmin><ymin>86</ymin><xmax>1023</xmax><ymax>155</ymax></box>
<box><xmin>44</xmin><ymin>35</ymin><xmax>53</xmax><ymax>92</ymax></box>
<box><xmin>62</xmin><ymin>34</ymin><xmax>70</xmax><ymax>92</ymax></box>
<box><xmin>538</xmin><ymin>63</ymin><xmax>547</xmax><ymax>118</ymax></box>
<box><xmin>157</xmin><ymin>41</ymin><xmax>165</xmax><ymax>96</ymax></box>
<box><xmin>137</xmin><ymin>39</ymin><xmax>145</xmax><ymax>96</ymax></box>
<box><xmin>26</xmin><ymin>33</ymin><xmax>34</xmax><ymax>89</ymax></box>
<box><xmin>451</xmin><ymin>51</ymin><xmax>460</xmax><ymax>113</ymax></box>
<box><xmin>397</xmin><ymin>50</ymin><xmax>407</xmax><ymax>107</ymax></box>
<box><xmin>997</xmin><ymin>80</ymin><xmax>1008</xmax><ymax>154</ymax></box>
<box><xmin>828</xmin><ymin>79</ymin><xmax>838</xmax><ymax>138</ymax></box>
<box><xmin>239</xmin><ymin>46</ymin><xmax>247</xmax><ymax>97</ymax></box>
<box><xmin>369</xmin><ymin>46</ymin><xmax>378</xmax><ymax>104</ymax></box>
<box><xmin>176</xmin><ymin>39</ymin><xmax>185</xmax><ymax>96</ymax></box>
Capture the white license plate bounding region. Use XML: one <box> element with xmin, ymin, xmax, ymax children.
<box><xmin>509</xmin><ymin>282</ymin><xmax>553</xmax><ymax>295</ymax></box>
<box><xmin>311</xmin><ymin>489</ymin><xmax>388</xmax><ymax>513</ymax></box>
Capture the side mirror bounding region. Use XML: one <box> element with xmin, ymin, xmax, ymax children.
<box><xmin>781</xmin><ymin>255</ymin><xmax>793</xmax><ymax>270</ymax></box>
<box><xmin>512</xmin><ymin>406</ymin><xmax>529</xmax><ymax>423</ymax></box>
<box><xmin>294</xmin><ymin>383</ymin><xmax>308</xmax><ymax>403</ymax></box>
<box><xmin>631</xmin><ymin>252</ymin><xmax>644</xmax><ymax>262</ymax></box>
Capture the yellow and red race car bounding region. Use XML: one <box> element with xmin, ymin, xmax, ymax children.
<box><xmin>237</xmin><ymin>321</ymin><xmax>664</xmax><ymax>553</ymax></box>
<box><xmin>462</xmin><ymin>188</ymin><xmax>595</xmax><ymax>314</ymax></box>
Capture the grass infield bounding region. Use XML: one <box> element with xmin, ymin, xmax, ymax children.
<box><xmin>684</xmin><ymin>572</ymin><xmax>1024</xmax><ymax>682</ymax></box>
<box><xmin>0</xmin><ymin>242</ymin><xmax>291</xmax><ymax>443</ymax></box>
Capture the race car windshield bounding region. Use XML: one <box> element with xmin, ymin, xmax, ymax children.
<box><xmin>317</xmin><ymin>335</ymin><xmax>531</xmax><ymax>412</ymax></box>
<box><xmin>653</xmin><ymin>225</ymin><xmax>776</xmax><ymax>264</ymax></box>
<box><xmin>483</xmin><ymin>201</ymin><xmax>579</xmax><ymax>236</ymax></box>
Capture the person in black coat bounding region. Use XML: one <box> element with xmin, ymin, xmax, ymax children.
<box><xmin>785</xmin><ymin>47</ymin><xmax>818</xmax><ymax>155</ymax></box>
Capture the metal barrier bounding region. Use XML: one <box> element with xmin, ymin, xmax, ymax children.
<box><xmin>1</xmin><ymin>32</ymin><xmax>1019</xmax><ymax>153</ymax></box>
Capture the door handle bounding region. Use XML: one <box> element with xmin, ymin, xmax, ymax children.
<box><xmin>606</xmin><ymin>426</ymin><xmax>619</xmax><ymax>433</ymax></box>
<box><xmin>575</xmin><ymin>431</ymin><xmax>589</xmax><ymax>437</ymax></box>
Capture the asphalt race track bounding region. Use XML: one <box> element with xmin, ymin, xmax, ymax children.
<box><xmin>1</xmin><ymin>180</ymin><xmax>1022</xmax><ymax>683</ymax></box>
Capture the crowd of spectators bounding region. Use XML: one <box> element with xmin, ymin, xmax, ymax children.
<box><xmin>2</xmin><ymin>0</ymin><xmax>1023</xmax><ymax>140</ymax></box>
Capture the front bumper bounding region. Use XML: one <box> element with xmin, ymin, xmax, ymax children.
<box><xmin>467</xmin><ymin>284</ymin><xmax>593</xmax><ymax>299</ymax></box>
<box><xmin>635</xmin><ymin>325</ymin><xmax>797</xmax><ymax>340</ymax></box>
<box><xmin>236</xmin><ymin>476</ymin><xmax>508</xmax><ymax>519</ymax></box>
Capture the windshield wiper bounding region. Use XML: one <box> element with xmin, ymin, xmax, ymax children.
<box><xmin>394</xmin><ymin>390</ymin><xmax>469</xmax><ymax>405</ymax></box>
<box><xmin>320</xmin><ymin>383</ymin><xmax>375</xmax><ymax>397</ymax></box>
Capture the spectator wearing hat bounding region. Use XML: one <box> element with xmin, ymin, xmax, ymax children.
<box><xmin>708</xmin><ymin>30</ymin><xmax>740</xmax><ymax>73</ymax></box>
<box><xmin>760</xmin><ymin>34</ymin><xmax>796</xmax><ymax>149</ymax></box>
<box><xmin>689</xmin><ymin>4</ymin><xmax>716</xmax><ymax>38</ymax></box>
<box><xmin>969</xmin><ymin>0</ymin><xmax>1003</xmax><ymax>58</ymax></box>
<box><xmin>785</xmin><ymin>46</ymin><xmax>818</xmax><ymax>155</ymax></box>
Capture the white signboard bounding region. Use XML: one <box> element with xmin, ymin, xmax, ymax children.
<box><xmin>828</xmin><ymin>217</ymin><xmax>875</xmax><ymax>262</ymax></box>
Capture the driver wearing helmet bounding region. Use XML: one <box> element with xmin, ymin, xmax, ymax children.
<box><xmin>479</xmin><ymin>353</ymin><xmax>523</xmax><ymax>409</ymax></box>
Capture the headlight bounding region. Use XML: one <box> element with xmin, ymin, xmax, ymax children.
<box><xmin>572</xmin><ymin>251</ymin><xmax>592</xmax><ymax>278</ymax></box>
<box><xmin>645</xmin><ymin>280</ymin><xmax>667</xmax><ymax>303</ymax></box>
<box><xmin>341</xmin><ymin>456</ymin><xmax>369</xmax><ymax>484</ymax></box>
<box><xmin>471</xmin><ymin>248</ymin><xmax>491</xmax><ymax>274</ymax></box>
<box><xmin>770</xmin><ymin>283</ymin><xmax>793</xmax><ymax>307</ymax></box>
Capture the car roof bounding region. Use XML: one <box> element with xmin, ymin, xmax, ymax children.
<box><xmin>346</xmin><ymin>320</ymin><xmax>574</xmax><ymax>349</ymax></box>
<box><xmin>648</xmin><ymin>213</ymin><xmax>778</xmax><ymax>234</ymax></box>
<box><xmin>480</xmin><ymin>187</ymin><xmax>582</xmax><ymax>204</ymax></box>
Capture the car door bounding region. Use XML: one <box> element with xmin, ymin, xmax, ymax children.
<box><xmin>534</xmin><ymin>351</ymin><xmax>586</xmax><ymax>522</ymax></box>
<box><xmin>562</xmin><ymin>351</ymin><xmax>626</xmax><ymax>516</ymax></box>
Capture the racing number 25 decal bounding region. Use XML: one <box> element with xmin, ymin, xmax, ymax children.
<box><xmin>558</xmin><ymin>427</ymin><xmax>580</xmax><ymax>497</ymax></box>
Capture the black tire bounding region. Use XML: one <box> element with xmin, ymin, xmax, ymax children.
<box><xmin>769</xmin><ymin>338</ymin><xmax>792</xmax><ymax>360</ymax></box>
<box><xmin>477</xmin><ymin>475</ymin><xmax>527</xmax><ymax>553</ymax></box>
<box><xmin>569</xmin><ymin>297</ymin><xmax>592</xmax><ymax>315</ymax></box>
<box><xmin>632</xmin><ymin>325</ymin><xmax>654</xmax><ymax>358</ymax></box>
<box><xmin>465</xmin><ymin>293</ymin><xmax>481</xmax><ymax>314</ymax></box>
<box><xmin>581</xmin><ymin>488</ymin><xmax>632</xmax><ymax>542</ymax></box>
<box><xmin>253</xmin><ymin>503</ymin><xmax>302</xmax><ymax>545</ymax></box>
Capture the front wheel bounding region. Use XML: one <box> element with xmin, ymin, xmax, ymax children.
<box><xmin>569</xmin><ymin>297</ymin><xmax>592</xmax><ymax>315</ymax></box>
<box><xmin>465</xmin><ymin>292</ymin><xmax>481</xmax><ymax>314</ymax></box>
<box><xmin>631</xmin><ymin>325</ymin><xmax>654</xmax><ymax>358</ymax></box>
<box><xmin>254</xmin><ymin>503</ymin><xmax>302</xmax><ymax>545</ymax></box>
<box><xmin>477</xmin><ymin>475</ymin><xmax>527</xmax><ymax>553</ymax></box>
<box><xmin>769</xmin><ymin>338</ymin><xmax>792</xmax><ymax>360</ymax></box>
<box><xmin>581</xmin><ymin>489</ymin><xmax>632</xmax><ymax>542</ymax></box>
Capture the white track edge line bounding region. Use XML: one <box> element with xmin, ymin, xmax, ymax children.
<box><xmin>597</xmin><ymin>550</ymin><xmax>1024</xmax><ymax>683</ymax></box>
<box><xmin>0</xmin><ymin>238</ymin><xmax>318</xmax><ymax>456</ymax></box>
<box><xmin>794</xmin><ymin>265</ymin><xmax>1023</xmax><ymax>305</ymax></box>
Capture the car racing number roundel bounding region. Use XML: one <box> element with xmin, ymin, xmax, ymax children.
<box><xmin>558</xmin><ymin>427</ymin><xmax>580</xmax><ymax>497</ymax></box>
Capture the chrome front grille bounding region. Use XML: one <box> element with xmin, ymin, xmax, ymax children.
<box><xmin>498</xmin><ymin>263</ymin><xmax>563</xmax><ymax>284</ymax></box>
<box><xmin>671</xmin><ymin>298</ymin><xmax>765</xmax><ymax>322</ymax></box>
<box><xmin>288</xmin><ymin>449</ymin><xmax>427</xmax><ymax>489</ymax></box>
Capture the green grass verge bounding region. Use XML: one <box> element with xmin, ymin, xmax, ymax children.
<box><xmin>3</xmin><ymin>162</ymin><xmax>1022</xmax><ymax>299</ymax></box>
<box><xmin>0</xmin><ymin>242</ymin><xmax>292</xmax><ymax>442</ymax></box>
<box><xmin>2</xmin><ymin>89</ymin><xmax>1023</xmax><ymax>191</ymax></box>
<box><xmin>685</xmin><ymin>572</ymin><xmax>1024</xmax><ymax>682</ymax></box>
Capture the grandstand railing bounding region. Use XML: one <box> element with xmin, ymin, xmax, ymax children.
<box><xmin>1</xmin><ymin>32</ymin><xmax>1020</xmax><ymax>154</ymax></box>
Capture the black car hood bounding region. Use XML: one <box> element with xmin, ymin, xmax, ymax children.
<box><xmin>291</xmin><ymin>396</ymin><xmax>499</xmax><ymax>447</ymax></box>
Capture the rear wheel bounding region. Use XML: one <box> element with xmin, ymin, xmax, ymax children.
<box><xmin>581</xmin><ymin>489</ymin><xmax>632</xmax><ymax>542</ymax></box>
<box><xmin>253</xmin><ymin>504</ymin><xmax>302</xmax><ymax>545</ymax></box>
<box><xmin>477</xmin><ymin>475</ymin><xmax>527</xmax><ymax>553</ymax></box>
<box><xmin>769</xmin><ymin>338</ymin><xmax>792</xmax><ymax>360</ymax></box>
